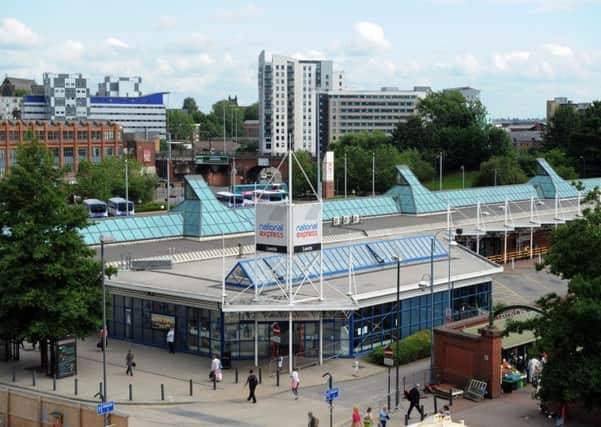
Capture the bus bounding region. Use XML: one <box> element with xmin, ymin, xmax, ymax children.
<box><xmin>215</xmin><ymin>191</ymin><xmax>247</xmax><ymax>208</ymax></box>
<box><xmin>83</xmin><ymin>198</ymin><xmax>108</xmax><ymax>218</ymax></box>
<box><xmin>107</xmin><ymin>197</ymin><xmax>135</xmax><ymax>216</ymax></box>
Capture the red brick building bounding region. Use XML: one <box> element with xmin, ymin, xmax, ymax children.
<box><xmin>0</xmin><ymin>120</ymin><xmax>122</xmax><ymax>176</ymax></box>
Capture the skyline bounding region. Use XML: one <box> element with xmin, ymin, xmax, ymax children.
<box><xmin>1</xmin><ymin>0</ymin><xmax>600</xmax><ymax>118</ymax></box>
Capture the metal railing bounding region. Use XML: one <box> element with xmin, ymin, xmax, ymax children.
<box><xmin>486</xmin><ymin>246</ymin><xmax>548</xmax><ymax>264</ymax></box>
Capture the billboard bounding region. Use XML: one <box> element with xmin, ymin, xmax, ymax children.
<box><xmin>292</xmin><ymin>203</ymin><xmax>322</xmax><ymax>253</ymax></box>
<box><xmin>323</xmin><ymin>151</ymin><xmax>334</xmax><ymax>182</ymax></box>
<box><xmin>151</xmin><ymin>313</ymin><xmax>175</xmax><ymax>330</ymax></box>
<box><xmin>255</xmin><ymin>202</ymin><xmax>322</xmax><ymax>253</ymax></box>
<box><xmin>256</xmin><ymin>203</ymin><xmax>288</xmax><ymax>253</ymax></box>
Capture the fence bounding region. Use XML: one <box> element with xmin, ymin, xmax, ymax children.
<box><xmin>486</xmin><ymin>246</ymin><xmax>547</xmax><ymax>264</ymax></box>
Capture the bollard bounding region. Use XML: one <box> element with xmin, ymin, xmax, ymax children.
<box><xmin>11</xmin><ymin>367</ymin><xmax>15</xmax><ymax>382</ymax></box>
<box><xmin>512</xmin><ymin>257</ymin><xmax>515</xmax><ymax>270</ymax></box>
<box><xmin>74</xmin><ymin>378</ymin><xmax>78</xmax><ymax>396</ymax></box>
<box><xmin>449</xmin><ymin>389</ymin><xmax>453</xmax><ymax>406</ymax></box>
<box><xmin>420</xmin><ymin>405</ymin><xmax>425</xmax><ymax>421</ymax></box>
<box><xmin>129</xmin><ymin>384</ymin><xmax>133</xmax><ymax>401</ymax></box>
<box><xmin>189</xmin><ymin>379</ymin><xmax>193</xmax><ymax>396</ymax></box>
<box><xmin>99</xmin><ymin>382</ymin><xmax>103</xmax><ymax>396</ymax></box>
<box><xmin>161</xmin><ymin>384</ymin><xmax>165</xmax><ymax>401</ymax></box>
<box><xmin>433</xmin><ymin>396</ymin><xmax>438</xmax><ymax>413</ymax></box>
<box><xmin>235</xmin><ymin>367</ymin><xmax>239</xmax><ymax>384</ymax></box>
<box><xmin>405</xmin><ymin>414</ymin><xmax>409</xmax><ymax>426</ymax></box>
<box><xmin>53</xmin><ymin>374</ymin><xmax>56</xmax><ymax>391</ymax></box>
<box><xmin>32</xmin><ymin>370</ymin><xmax>36</xmax><ymax>387</ymax></box>
<box><xmin>276</xmin><ymin>368</ymin><xmax>280</xmax><ymax>387</ymax></box>
<box><xmin>259</xmin><ymin>367</ymin><xmax>262</xmax><ymax>384</ymax></box>
<box><xmin>387</xmin><ymin>367</ymin><xmax>391</xmax><ymax>411</ymax></box>
<box><xmin>213</xmin><ymin>374</ymin><xmax>216</xmax><ymax>391</ymax></box>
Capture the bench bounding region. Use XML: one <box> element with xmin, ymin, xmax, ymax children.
<box><xmin>464</xmin><ymin>379</ymin><xmax>488</xmax><ymax>402</ymax></box>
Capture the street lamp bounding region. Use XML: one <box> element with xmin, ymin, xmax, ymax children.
<box><xmin>122</xmin><ymin>148</ymin><xmax>130</xmax><ymax>217</ymax></box>
<box><xmin>460</xmin><ymin>165</ymin><xmax>465</xmax><ymax>189</ymax></box>
<box><xmin>99</xmin><ymin>234</ymin><xmax>114</xmax><ymax>427</ymax></box>
<box><xmin>392</xmin><ymin>255</ymin><xmax>403</xmax><ymax>409</ymax></box>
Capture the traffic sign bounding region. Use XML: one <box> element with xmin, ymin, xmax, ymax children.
<box><xmin>325</xmin><ymin>387</ymin><xmax>339</xmax><ymax>401</ymax></box>
<box><xmin>96</xmin><ymin>401</ymin><xmax>114</xmax><ymax>415</ymax></box>
<box><xmin>384</xmin><ymin>345</ymin><xmax>394</xmax><ymax>367</ymax></box>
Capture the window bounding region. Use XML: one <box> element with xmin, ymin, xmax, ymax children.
<box><xmin>48</xmin><ymin>131</ymin><xmax>59</xmax><ymax>141</ymax></box>
<box><xmin>77</xmin><ymin>130</ymin><xmax>88</xmax><ymax>140</ymax></box>
<box><xmin>91</xmin><ymin>131</ymin><xmax>101</xmax><ymax>140</ymax></box>
<box><xmin>37</xmin><ymin>130</ymin><xmax>45</xmax><ymax>141</ymax></box>
<box><xmin>0</xmin><ymin>131</ymin><xmax>4</xmax><ymax>141</ymax></box>
<box><xmin>92</xmin><ymin>147</ymin><xmax>101</xmax><ymax>164</ymax></box>
<box><xmin>63</xmin><ymin>147</ymin><xmax>74</xmax><ymax>169</ymax></box>
<box><xmin>62</xmin><ymin>130</ymin><xmax>73</xmax><ymax>140</ymax></box>
<box><xmin>0</xmin><ymin>149</ymin><xmax>5</xmax><ymax>176</ymax></box>
<box><xmin>78</xmin><ymin>147</ymin><xmax>87</xmax><ymax>161</ymax></box>
<box><xmin>9</xmin><ymin>130</ymin><xmax>19</xmax><ymax>142</ymax></box>
<box><xmin>105</xmin><ymin>147</ymin><xmax>114</xmax><ymax>158</ymax></box>
<box><xmin>10</xmin><ymin>149</ymin><xmax>17</xmax><ymax>166</ymax></box>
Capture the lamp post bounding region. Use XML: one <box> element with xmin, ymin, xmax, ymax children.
<box><xmin>372</xmin><ymin>152</ymin><xmax>375</xmax><ymax>197</ymax></box>
<box><xmin>460</xmin><ymin>165</ymin><xmax>465</xmax><ymax>189</ymax></box>
<box><xmin>99</xmin><ymin>235</ymin><xmax>114</xmax><ymax>427</ymax></box>
<box><xmin>344</xmin><ymin>152</ymin><xmax>347</xmax><ymax>198</ymax></box>
<box><xmin>439</xmin><ymin>151</ymin><xmax>443</xmax><ymax>191</ymax></box>
<box><xmin>392</xmin><ymin>255</ymin><xmax>402</xmax><ymax>409</ymax></box>
<box><xmin>123</xmin><ymin>148</ymin><xmax>129</xmax><ymax>216</ymax></box>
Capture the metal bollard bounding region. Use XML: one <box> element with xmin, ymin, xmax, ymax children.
<box><xmin>53</xmin><ymin>374</ymin><xmax>56</xmax><ymax>391</ymax></box>
<box><xmin>213</xmin><ymin>374</ymin><xmax>216</xmax><ymax>391</ymax></box>
<box><xmin>420</xmin><ymin>405</ymin><xmax>425</xmax><ymax>421</ymax></box>
<box><xmin>235</xmin><ymin>367</ymin><xmax>239</xmax><ymax>384</ymax></box>
<box><xmin>449</xmin><ymin>389</ymin><xmax>453</xmax><ymax>406</ymax></box>
<box><xmin>276</xmin><ymin>368</ymin><xmax>280</xmax><ymax>387</ymax></box>
<box><xmin>74</xmin><ymin>378</ymin><xmax>78</xmax><ymax>396</ymax></box>
<box><xmin>161</xmin><ymin>384</ymin><xmax>165</xmax><ymax>401</ymax></box>
<box><xmin>99</xmin><ymin>382</ymin><xmax>103</xmax><ymax>396</ymax></box>
<box><xmin>11</xmin><ymin>367</ymin><xmax>15</xmax><ymax>382</ymax></box>
<box><xmin>189</xmin><ymin>379</ymin><xmax>193</xmax><ymax>396</ymax></box>
<box><xmin>32</xmin><ymin>370</ymin><xmax>36</xmax><ymax>387</ymax></box>
<box><xmin>405</xmin><ymin>414</ymin><xmax>409</xmax><ymax>426</ymax></box>
<box><xmin>259</xmin><ymin>367</ymin><xmax>262</xmax><ymax>384</ymax></box>
<box><xmin>129</xmin><ymin>384</ymin><xmax>133</xmax><ymax>401</ymax></box>
<box><xmin>434</xmin><ymin>396</ymin><xmax>438</xmax><ymax>413</ymax></box>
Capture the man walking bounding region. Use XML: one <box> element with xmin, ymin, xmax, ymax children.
<box><xmin>244</xmin><ymin>369</ymin><xmax>258</xmax><ymax>403</ymax></box>
<box><xmin>308</xmin><ymin>411</ymin><xmax>319</xmax><ymax>427</ymax></box>
<box><xmin>406</xmin><ymin>384</ymin><xmax>424</xmax><ymax>419</ymax></box>
<box><xmin>166</xmin><ymin>326</ymin><xmax>175</xmax><ymax>354</ymax></box>
<box><xmin>125</xmin><ymin>349</ymin><xmax>135</xmax><ymax>376</ymax></box>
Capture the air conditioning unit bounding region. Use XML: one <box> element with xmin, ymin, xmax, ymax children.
<box><xmin>332</xmin><ymin>216</ymin><xmax>341</xmax><ymax>226</ymax></box>
<box><xmin>352</xmin><ymin>214</ymin><xmax>360</xmax><ymax>224</ymax></box>
<box><xmin>343</xmin><ymin>215</ymin><xmax>351</xmax><ymax>225</ymax></box>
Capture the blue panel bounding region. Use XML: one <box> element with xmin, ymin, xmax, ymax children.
<box><xmin>89</xmin><ymin>92</ymin><xmax>166</xmax><ymax>105</ymax></box>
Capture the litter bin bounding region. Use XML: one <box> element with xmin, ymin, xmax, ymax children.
<box><xmin>221</xmin><ymin>351</ymin><xmax>231</xmax><ymax>369</ymax></box>
<box><xmin>502</xmin><ymin>380</ymin><xmax>514</xmax><ymax>394</ymax></box>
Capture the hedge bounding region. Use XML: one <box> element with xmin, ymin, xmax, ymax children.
<box><xmin>135</xmin><ymin>201</ymin><xmax>167</xmax><ymax>213</ymax></box>
<box><xmin>368</xmin><ymin>330</ymin><xmax>431</xmax><ymax>366</ymax></box>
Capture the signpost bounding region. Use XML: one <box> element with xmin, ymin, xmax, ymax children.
<box><xmin>96</xmin><ymin>401</ymin><xmax>114</xmax><ymax>416</ymax></box>
<box><xmin>323</xmin><ymin>372</ymin><xmax>337</xmax><ymax>427</ymax></box>
<box><xmin>384</xmin><ymin>345</ymin><xmax>394</xmax><ymax>367</ymax></box>
<box><xmin>325</xmin><ymin>387</ymin><xmax>339</xmax><ymax>401</ymax></box>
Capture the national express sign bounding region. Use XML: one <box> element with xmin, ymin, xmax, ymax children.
<box><xmin>256</xmin><ymin>203</ymin><xmax>322</xmax><ymax>253</ymax></box>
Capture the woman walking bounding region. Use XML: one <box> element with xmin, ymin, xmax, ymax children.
<box><xmin>363</xmin><ymin>407</ymin><xmax>374</xmax><ymax>427</ymax></box>
<box><xmin>379</xmin><ymin>405</ymin><xmax>390</xmax><ymax>427</ymax></box>
<box><xmin>351</xmin><ymin>406</ymin><xmax>363</xmax><ymax>427</ymax></box>
<box><xmin>291</xmin><ymin>367</ymin><xmax>300</xmax><ymax>399</ymax></box>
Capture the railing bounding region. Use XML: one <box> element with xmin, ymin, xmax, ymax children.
<box><xmin>486</xmin><ymin>246</ymin><xmax>548</xmax><ymax>264</ymax></box>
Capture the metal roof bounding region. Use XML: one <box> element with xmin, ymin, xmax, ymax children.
<box><xmin>385</xmin><ymin>165</ymin><xmax>448</xmax><ymax>214</ymax></box>
<box><xmin>528</xmin><ymin>158</ymin><xmax>578</xmax><ymax>199</ymax></box>
<box><xmin>81</xmin><ymin>213</ymin><xmax>183</xmax><ymax>245</ymax></box>
<box><xmin>322</xmin><ymin>196</ymin><xmax>399</xmax><ymax>220</ymax></box>
<box><xmin>437</xmin><ymin>185</ymin><xmax>538</xmax><ymax>208</ymax></box>
<box><xmin>225</xmin><ymin>234</ymin><xmax>448</xmax><ymax>289</ymax></box>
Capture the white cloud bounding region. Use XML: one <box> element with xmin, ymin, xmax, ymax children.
<box><xmin>455</xmin><ymin>53</ymin><xmax>481</xmax><ymax>74</ymax></box>
<box><xmin>60</xmin><ymin>40</ymin><xmax>85</xmax><ymax>61</ymax></box>
<box><xmin>106</xmin><ymin>37</ymin><xmax>128</xmax><ymax>49</ymax></box>
<box><xmin>157</xmin><ymin>15</ymin><xmax>177</xmax><ymax>30</ymax></box>
<box><xmin>0</xmin><ymin>18</ymin><xmax>39</xmax><ymax>48</ymax></box>
<box><xmin>543</xmin><ymin>43</ymin><xmax>573</xmax><ymax>57</ymax></box>
<box><xmin>493</xmin><ymin>50</ymin><xmax>531</xmax><ymax>70</ymax></box>
<box><xmin>214</xmin><ymin>3</ymin><xmax>259</xmax><ymax>21</ymax></box>
<box><xmin>353</xmin><ymin>21</ymin><xmax>391</xmax><ymax>51</ymax></box>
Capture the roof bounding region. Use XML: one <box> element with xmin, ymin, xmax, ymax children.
<box><xmin>2</xmin><ymin>77</ymin><xmax>36</xmax><ymax>90</ymax></box>
<box><xmin>322</xmin><ymin>196</ymin><xmax>398</xmax><ymax>220</ymax></box>
<box><xmin>463</xmin><ymin>312</ymin><xmax>539</xmax><ymax>349</ymax></box>
<box><xmin>385</xmin><ymin>165</ymin><xmax>448</xmax><ymax>214</ymax></box>
<box><xmin>80</xmin><ymin>213</ymin><xmax>183</xmax><ymax>245</ymax></box>
<box><xmin>90</xmin><ymin>92</ymin><xmax>167</xmax><ymax>105</ymax></box>
<box><xmin>437</xmin><ymin>185</ymin><xmax>538</xmax><ymax>208</ymax></box>
<box><xmin>528</xmin><ymin>158</ymin><xmax>578</xmax><ymax>199</ymax></box>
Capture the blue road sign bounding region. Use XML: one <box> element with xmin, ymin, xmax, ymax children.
<box><xmin>96</xmin><ymin>401</ymin><xmax>115</xmax><ymax>415</ymax></box>
<box><xmin>325</xmin><ymin>387</ymin><xmax>339</xmax><ymax>401</ymax></box>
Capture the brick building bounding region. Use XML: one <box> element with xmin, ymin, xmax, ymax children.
<box><xmin>0</xmin><ymin>120</ymin><xmax>122</xmax><ymax>176</ymax></box>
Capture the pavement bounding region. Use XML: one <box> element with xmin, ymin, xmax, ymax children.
<box><xmin>0</xmin><ymin>259</ymin><xmax>579</xmax><ymax>426</ymax></box>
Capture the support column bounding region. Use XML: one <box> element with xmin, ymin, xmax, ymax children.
<box><xmin>319</xmin><ymin>313</ymin><xmax>323</xmax><ymax>366</ymax></box>
<box><xmin>254</xmin><ymin>317</ymin><xmax>259</xmax><ymax>367</ymax></box>
<box><xmin>288</xmin><ymin>312</ymin><xmax>293</xmax><ymax>372</ymax></box>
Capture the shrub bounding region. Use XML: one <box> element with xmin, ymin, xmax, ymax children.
<box><xmin>368</xmin><ymin>330</ymin><xmax>431</xmax><ymax>366</ymax></box>
<box><xmin>135</xmin><ymin>201</ymin><xmax>167</xmax><ymax>213</ymax></box>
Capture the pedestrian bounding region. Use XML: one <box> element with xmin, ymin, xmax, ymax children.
<box><xmin>125</xmin><ymin>349</ymin><xmax>135</xmax><ymax>376</ymax></box>
<box><xmin>406</xmin><ymin>384</ymin><xmax>424</xmax><ymax>419</ymax></box>
<box><xmin>244</xmin><ymin>369</ymin><xmax>258</xmax><ymax>403</ymax></box>
<box><xmin>527</xmin><ymin>357</ymin><xmax>541</xmax><ymax>384</ymax></box>
<box><xmin>97</xmin><ymin>326</ymin><xmax>108</xmax><ymax>351</ymax></box>
<box><xmin>351</xmin><ymin>405</ymin><xmax>363</xmax><ymax>427</ymax></box>
<box><xmin>308</xmin><ymin>411</ymin><xmax>319</xmax><ymax>427</ymax></box>
<box><xmin>440</xmin><ymin>405</ymin><xmax>451</xmax><ymax>416</ymax></box>
<box><xmin>291</xmin><ymin>367</ymin><xmax>300</xmax><ymax>399</ymax></box>
<box><xmin>210</xmin><ymin>354</ymin><xmax>223</xmax><ymax>382</ymax></box>
<box><xmin>379</xmin><ymin>405</ymin><xmax>390</xmax><ymax>427</ymax></box>
<box><xmin>166</xmin><ymin>326</ymin><xmax>175</xmax><ymax>354</ymax></box>
<box><xmin>363</xmin><ymin>406</ymin><xmax>374</xmax><ymax>427</ymax></box>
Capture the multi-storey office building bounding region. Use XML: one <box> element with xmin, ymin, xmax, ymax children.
<box><xmin>318</xmin><ymin>87</ymin><xmax>429</xmax><ymax>146</ymax></box>
<box><xmin>443</xmin><ymin>86</ymin><xmax>481</xmax><ymax>103</ymax></box>
<box><xmin>97</xmin><ymin>76</ymin><xmax>143</xmax><ymax>97</ymax></box>
<box><xmin>42</xmin><ymin>73</ymin><xmax>90</xmax><ymax>120</ymax></box>
<box><xmin>0</xmin><ymin>120</ymin><xmax>122</xmax><ymax>176</ymax></box>
<box><xmin>258</xmin><ymin>50</ymin><xmax>344</xmax><ymax>156</ymax></box>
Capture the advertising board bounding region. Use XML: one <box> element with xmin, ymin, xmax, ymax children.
<box><xmin>323</xmin><ymin>151</ymin><xmax>334</xmax><ymax>182</ymax></box>
<box><xmin>292</xmin><ymin>203</ymin><xmax>322</xmax><ymax>253</ymax></box>
<box><xmin>151</xmin><ymin>313</ymin><xmax>175</xmax><ymax>330</ymax></box>
<box><xmin>256</xmin><ymin>203</ymin><xmax>322</xmax><ymax>253</ymax></box>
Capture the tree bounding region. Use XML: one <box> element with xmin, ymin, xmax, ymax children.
<box><xmin>243</xmin><ymin>102</ymin><xmax>259</xmax><ymax>121</ymax></box>
<box><xmin>476</xmin><ymin>154</ymin><xmax>527</xmax><ymax>186</ymax></box>
<box><xmin>544</xmin><ymin>106</ymin><xmax>580</xmax><ymax>151</ymax></box>
<box><xmin>0</xmin><ymin>139</ymin><xmax>102</xmax><ymax>371</ymax></box>
<box><xmin>507</xmin><ymin>200</ymin><xmax>601</xmax><ymax>410</ymax></box>
<box><xmin>182</xmin><ymin>97</ymin><xmax>198</xmax><ymax>115</ymax></box>
<box><xmin>291</xmin><ymin>150</ymin><xmax>317</xmax><ymax>199</ymax></box>
<box><xmin>76</xmin><ymin>157</ymin><xmax>157</xmax><ymax>204</ymax></box>
<box><xmin>237</xmin><ymin>139</ymin><xmax>258</xmax><ymax>153</ymax></box>
<box><xmin>167</xmin><ymin>109</ymin><xmax>194</xmax><ymax>141</ymax></box>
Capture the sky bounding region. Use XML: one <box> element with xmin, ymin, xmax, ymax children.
<box><xmin>1</xmin><ymin>0</ymin><xmax>600</xmax><ymax>118</ymax></box>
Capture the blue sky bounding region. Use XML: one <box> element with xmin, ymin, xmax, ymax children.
<box><xmin>1</xmin><ymin>0</ymin><xmax>600</xmax><ymax>118</ymax></box>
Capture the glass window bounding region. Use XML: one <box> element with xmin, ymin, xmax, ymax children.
<box><xmin>63</xmin><ymin>147</ymin><xmax>74</xmax><ymax>169</ymax></box>
<box><xmin>62</xmin><ymin>130</ymin><xmax>73</xmax><ymax>140</ymax></box>
<box><xmin>0</xmin><ymin>149</ymin><xmax>5</xmax><ymax>176</ymax></box>
<box><xmin>78</xmin><ymin>147</ymin><xmax>87</xmax><ymax>161</ymax></box>
<box><xmin>105</xmin><ymin>147</ymin><xmax>114</xmax><ymax>157</ymax></box>
<box><xmin>77</xmin><ymin>130</ymin><xmax>89</xmax><ymax>140</ymax></box>
<box><xmin>92</xmin><ymin>146</ymin><xmax>101</xmax><ymax>164</ymax></box>
<box><xmin>10</xmin><ymin>149</ymin><xmax>17</xmax><ymax>166</ymax></box>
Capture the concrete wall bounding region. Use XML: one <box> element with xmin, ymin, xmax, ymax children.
<box><xmin>0</xmin><ymin>387</ymin><xmax>128</xmax><ymax>427</ymax></box>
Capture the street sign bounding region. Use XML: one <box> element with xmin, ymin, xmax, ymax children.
<box><xmin>96</xmin><ymin>401</ymin><xmax>115</xmax><ymax>415</ymax></box>
<box><xmin>384</xmin><ymin>345</ymin><xmax>394</xmax><ymax>367</ymax></box>
<box><xmin>325</xmin><ymin>387</ymin><xmax>339</xmax><ymax>401</ymax></box>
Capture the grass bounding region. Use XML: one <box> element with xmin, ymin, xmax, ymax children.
<box><xmin>423</xmin><ymin>170</ymin><xmax>479</xmax><ymax>191</ymax></box>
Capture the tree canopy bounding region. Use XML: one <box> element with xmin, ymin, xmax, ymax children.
<box><xmin>0</xmin><ymin>139</ymin><xmax>102</xmax><ymax>347</ymax></box>
<box><xmin>167</xmin><ymin>109</ymin><xmax>195</xmax><ymax>141</ymax></box>
<box><xmin>476</xmin><ymin>154</ymin><xmax>527</xmax><ymax>186</ymax></box>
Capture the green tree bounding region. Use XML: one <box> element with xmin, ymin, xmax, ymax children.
<box><xmin>243</xmin><ymin>102</ymin><xmax>259</xmax><ymax>121</ymax></box>
<box><xmin>167</xmin><ymin>109</ymin><xmax>194</xmax><ymax>141</ymax></box>
<box><xmin>291</xmin><ymin>150</ymin><xmax>317</xmax><ymax>199</ymax></box>
<box><xmin>182</xmin><ymin>97</ymin><xmax>198</xmax><ymax>115</ymax></box>
<box><xmin>476</xmin><ymin>154</ymin><xmax>527</xmax><ymax>186</ymax></box>
<box><xmin>544</xmin><ymin>106</ymin><xmax>580</xmax><ymax>151</ymax></box>
<box><xmin>0</xmin><ymin>139</ymin><xmax>102</xmax><ymax>371</ymax></box>
<box><xmin>236</xmin><ymin>139</ymin><xmax>259</xmax><ymax>153</ymax></box>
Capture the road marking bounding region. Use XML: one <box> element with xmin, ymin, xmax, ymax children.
<box><xmin>493</xmin><ymin>278</ymin><xmax>528</xmax><ymax>304</ymax></box>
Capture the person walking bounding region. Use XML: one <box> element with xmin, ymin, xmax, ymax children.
<box><xmin>125</xmin><ymin>349</ymin><xmax>135</xmax><ymax>376</ymax></box>
<box><xmin>244</xmin><ymin>369</ymin><xmax>258</xmax><ymax>403</ymax></box>
<box><xmin>406</xmin><ymin>384</ymin><xmax>424</xmax><ymax>419</ymax></box>
<box><xmin>166</xmin><ymin>326</ymin><xmax>175</xmax><ymax>354</ymax></box>
<box><xmin>97</xmin><ymin>326</ymin><xmax>108</xmax><ymax>351</ymax></box>
<box><xmin>307</xmin><ymin>411</ymin><xmax>319</xmax><ymax>427</ymax></box>
<box><xmin>351</xmin><ymin>405</ymin><xmax>363</xmax><ymax>427</ymax></box>
<box><xmin>379</xmin><ymin>405</ymin><xmax>390</xmax><ymax>427</ymax></box>
<box><xmin>291</xmin><ymin>367</ymin><xmax>300</xmax><ymax>399</ymax></box>
<box><xmin>363</xmin><ymin>406</ymin><xmax>374</xmax><ymax>427</ymax></box>
<box><xmin>210</xmin><ymin>354</ymin><xmax>223</xmax><ymax>382</ymax></box>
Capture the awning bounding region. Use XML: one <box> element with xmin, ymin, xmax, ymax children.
<box><xmin>463</xmin><ymin>312</ymin><xmax>538</xmax><ymax>349</ymax></box>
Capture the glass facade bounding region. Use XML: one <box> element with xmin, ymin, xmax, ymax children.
<box><xmin>109</xmin><ymin>282</ymin><xmax>491</xmax><ymax>359</ymax></box>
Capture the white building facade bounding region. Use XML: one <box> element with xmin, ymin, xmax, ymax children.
<box><xmin>443</xmin><ymin>86</ymin><xmax>481</xmax><ymax>103</ymax></box>
<box><xmin>43</xmin><ymin>73</ymin><xmax>90</xmax><ymax>120</ymax></box>
<box><xmin>0</xmin><ymin>97</ymin><xmax>22</xmax><ymax>120</ymax></box>
<box><xmin>97</xmin><ymin>76</ymin><xmax>143</xmax><ymax>97</ymax></box>
<box><xmin>258</xmin><ymin>50</ymin><xmax>344</xmax><ymax>156</ymax></box>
